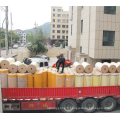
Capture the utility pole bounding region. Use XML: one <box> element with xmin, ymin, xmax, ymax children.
<box><xmin>11</xmin><ymin>13</ymin><xmax>12</xmax><ymax>54</ymax></box>
<box><xmin>5</xmin><ymin>6</ymin><xmax>8</xmax><ymax>55</ymax></box>
<box><xmin>65</xmin><ymin>30</ymin><xmax>66</xmax><ymax>47</ymax></box>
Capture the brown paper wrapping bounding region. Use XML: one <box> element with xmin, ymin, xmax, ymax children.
<box><xmin>73</xmin><ymin>62</ymin><xmax>84</xmax><ymax>73</ymax></box>
<box><xmin>18</xmin><ymin>63</ymin><xmax>27</xmax><ymax>73</ymax></box>
<box><xmin>27</xmin><ymin>62</ymin><xmax>38</xmax><ymax>74</ymax></box>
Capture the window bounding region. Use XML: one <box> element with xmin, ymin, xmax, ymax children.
<box><xmin>67</xmin><ymin>14</ymin><xmax>69</xmax><ymax>17</ymax></box>
<box><xmin>57</xmin><ymin>19</ymin><xmax>61</xmax><ymax>22</ymax></box>
<box><xmin>57</xmin><ymin>30</ymin><xmax>60</xmax><ymax>33</ymax></box>
<box><xmin>57</xmin><ymin>36</ymin><xmax>60</xmax><ymax>39</ymax></box>
<box><xmin>53</xmin><ymin>19</ymin><xmax>55</xmax><ymax>22</ymax></box>
<box><xmin>62</xmin><ymin>19</ymin><xmax>65</xmax><ymax>23</ymax></box>
<box><xmin>53</xmin><ymin>9</ymin><xmax>55</xmax><ymax>11</ymax></box>
<box><xmin>62</xmin><ymin>30</ymin><xmax>65</xmax><ymax>33</ymax></box>
<box><xmin>52</xmin><ymin>35</ymin><xmax>55</xmax><ymax>38</ymax></box>
<box><xmin>104</xmin><ymin>6</ymin><xmax>116</xmax><ymax>14</ymax></box>
<box><xmin>52</xmin><ymin>30</ymin><xmax>55</xmax><ymax>33</ymax></box>
<box><xmin>103</xmin><ymin>31</ymin><xmax>115</xmax><ymax>46</ymax></box>
<box><xmin>80</xmin><ymin>46</ymin><xmax>82</xmax><ymax>53</ymax></box>
<box><xmin>66</xmin><ymin>25</ymin><xmax>68</xmax><ymax>28</ymax></box>
<box><xmin>81</xmin><ymin>20</ymin><xmax>83</xmax><ymax>33</ymax></box>
<box><xmin>71</xmin><ymin>24</ymin><xmax>72</xmax><ymax>35</ymax></box>
<box><xmin>40</xmin><ymin>62</ymin><xmax>43</xmax><ymax>67</ymax></box>
<box><xmin>62</xmin><ymin>25</ymin><xmax>65</xmax><ymax>28</ymax></box>
<box><xmin>66</xmin><ymin>30</ymin><xmax>68</xmax><ymax>34</ymax></box>
<box><xmin>84</xmin><ymin>58</ymin><xmax>87</xmax><ymax>62</ymax></box>
<box><xmin>62</xmin><ymin>36</ymin><xmax>65</xmax><ymax>39</ymax></box>
<box><xmin>53</xmin><ymin>24</ymin><xmax>55</xmax><ymax>27</ymax></box>
<box><xmin>53</xmin><ymin>14</ymin><xmax>55</xmax><ymax>16</ymax></box>
<box><xmin>44</xmin><ymin>62</ymin><xmax>48</xmax><ymax>66</ymax></box>
<box><xmin>66</xmin><ymin>36</ymin><xmax>68</xmax><ymax>39</ymax></box>
<box><xmin>57</xmin><ymin>14</ymin><xmax>61</xmax><ymax>17</ymax></box>
<box><xmin>62</xmin><ymin>14</ymin><xmax>66</xmax><ymax>17</ymax></box>
<box><xmin>57</xmin><ymin>25</ymin><xmax>61</xmax><ymax>28</ymax></box>
<box><xmin>67</xmin><ymin>19</ymin><xmax>69</xmax><ymax>23</ymax></box>
<box><xmin>57</xmin><ymin>9</ymin><xmax>61</xmax><ymax>12</ymax></box>
<box><xmin>102</xmin><ymin>59</ymin><xmax>111</xmax><ymax>63</ymax></box>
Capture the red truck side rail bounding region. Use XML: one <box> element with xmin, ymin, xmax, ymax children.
<box><xmin>2</xmin><ymin>86</ymin><xmax>120</xmax><ymax>101</ymax></box>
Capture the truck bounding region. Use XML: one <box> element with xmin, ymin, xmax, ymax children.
<box><xmin>1</xmin><ymin>84</ymin><xmax>120</xmax><ymax>113</ymax></box>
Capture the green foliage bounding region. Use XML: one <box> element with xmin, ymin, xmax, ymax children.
<box><xmin>1</xmin><ymin>39</ymin><xmax>5</xmax><ymax>48</ymax></box>
<box><xmin>55</xmin><ymin>41</ymin><xmax>61</xmax><ymax>47</ymax></box>
<box><xmin>62</xmin><ymin>41</ymin><xmax>68</xmax><ymax>48</ymax></box>
<box><xmin>26</xmin><ymin>28</ymin><xmax>48</xmax><ymax>55</ymax></box>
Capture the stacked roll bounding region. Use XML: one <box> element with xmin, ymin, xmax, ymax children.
<box><xmin>0</xmin><ymin>58</ymin><xmax>5</xmax><ymax>67</ymax></box>
<box><xmin>75</xmin><ymin>73</ymin><xmax>84</xmax><ymax>87</ymax></box>
<box><xmin>18</xmin><ymin>63</ymin><xmax>27</xmax><ymax>73</ymax></box>
<box><xmin>83</xmin><ymin>73</ymin><xmax>92</xmax><ymax>87</ymax></box>
<box><xmin>42</xmin><ymin>69</ymin><xmax>48</xmax><ymax>87</ymax></box>
<box><xmin>56</xmin><ymin>73</ymin><xmax>65</xmax><ymax>87</ymax></box>
<box><xmin>92</xmin><ymin>73</ymin><xmax>102</xmax><ymax>86</ymax></box>
<box><xmin>111</xmin><ymin>62</ymin><xmax>120</xmax><ymax>73</ymax></box>
<box><xmin>82</xmin><ymin>62</ymin><xmax>93</xmax><ymax>73</ymax></box>
<box><xmin>101</xmin><ymin>73</ymin><xmax>110</xmax><ymax>86</ymax></box>
<box><xmin>27</xmin><ymin>62</ymin><xmax>38</xmax><ymax>73</ymax></box>
<box><xmin>73</xmin><ymin>62</ymin><xmax>84</xmax><ymax>73</ymax></box>
<box><xmin>27</xmin><ymin>73</ymin><xmax>34</xmax><ymax>88</ymax></box>
<box><xmin>109</xmin><ymin>73</ymin><xmax>117</xmax><ymax>86</ymax></box>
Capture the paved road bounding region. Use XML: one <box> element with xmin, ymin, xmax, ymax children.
<box><xmin>1</xmin><ymin>47</ymin><xmax>26</xmax><ymax>58</ymax></box>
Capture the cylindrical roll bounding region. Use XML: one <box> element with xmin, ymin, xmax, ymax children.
<box><xmin>8</xmin><ymin>73</ymin><xmax>17</xmax><ymax>88</ymax></box>
<box><xmin>27</xmin><ymin>73</ymin><xmax>34</xmax><ymax>88</ymax></box>
<box><xmin>84</xmin><ymin>73</ymin><xmax>92</xmax><ymax>87</ymax></box>
<box><xmin>34</xmin><ymin>71</ymin><xmax>42</xmax><ymax>88</ymax></box>
<box><xmin>1</xmin><ymin>58</ymin><xmax>15</xmax><ymax>69</ymax></box>
<box><xmin>92</xmin><ymin>73</ymin><xmax>101</xmax><ymax>86</ymax></box>
<box><xmin>18</xmin><ymin>64</ymin><xmax>27</xmax><ymax>73</ymax></box>
<box><xmin>111</xmin><ymin>62</ymin><xmax>120</xmax><ymax>73</ymax></box>
<box><xmin>56</xmin><ymin>73</ymin><xmax>65</xmax><ymax>87</ymax></box>
<box><xmin>103</xmin><ymin>62</ymin><xmax>116</xmax><ymax>73</ymax></box>
<box><xmin>51</xmin><ymin>71</ymin><xmax>56</xmax><ymax>87</ymax></box>
<box><xmin>27</xmin><ymin>62</ymin><xmax>38</xmax><ymax>74</ymax></box>
<box><xmin>65</xmin><ymin>74</ymin><xmax>75</xmax><ymax>87</ymax></box>
<box><xmin>81</xmin><ymin>62</ymin><xmax>93</xmax><ymax>73</ymax></box>
<box><xmin>8</xmin><ymin>61</ymin><xmax>22</xmax><ymax>73</ymax></box>
<box><xmin>48</xmin><ymin>69</ymin><xmax>52</xmax><ymax>87</ymax></box>
<box><xmin>109</xmin><ymin>73</ymin><xmax>117</xmax><ymax>86</ymax></box>
<box><xmin>75</xmin><ymin>73</ymin><xmax>84</xmax><ymax>87</ymax></box>
<box><xmin>42</xmin><ymin>70</ymin><xmax>48</xmax><ymax>87</ymax></box>
<box><xmin>0</xmin><ymin>69</ymin><xmax>8</xmax><ymax>88</ymax></box>
<box><xmin>73</xmin><ymin>62</ymin><xmax>84</xmax><ymax>73</ymax></box>
<box><xmin>101</xmin><ymin>73</ymin><xmax>110</xmax><ymax>86</ymax></box>
<box><xmin>117</xmin><ymin>73</ymin><xmax>120</xmax><ymax>86</ymax></box>
<box><xmin>0</xmin><ymin>58</ymin><xmax>5</xmax><ymax>67</ymax></box>
<box><xmin>17</xmin><ymin>73</ymin><xmax>27</xmax><ymax>88</ymax></box>
<box><xmin>95</xmin><ymin>62</ymin><xmax>108</xmax><ymax>73</ymax></box>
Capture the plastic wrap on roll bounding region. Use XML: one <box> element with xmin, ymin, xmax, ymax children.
<box><xmin>81</xmin><ymin>62</ymin><xmax>93</xmax><ymax>73</ymax></box>
<box><xmin>42</xmin><ymin>70</ymin><xmax>48</xmax><ymax>87</ymax></box>
<box><xmin>0</xmin><ymin>69</ymin><xmax>8</xmax><ymax>88</ymax></box>
<box><xmin>51</xmin><ymin>71</ymin><xmax>56</xmax><ymax>87</ymax></box>
<box><xmin>75</xmin><ymin>73</ymin><xmax>84</xmax><ymax>87</ymax></box>
<box><xmin>92</xmin><ymin>73</ymin><xmax>101</xmax><ymax>86</ymax></box>
<box><xmin>18</xmin><ymin>63</ymin><xmax>27</xmax><ymax>73</ymax></box>
<box><xmin>17</xmin><ymin>73</ymin><xmax>27</xmax><ymax>88</ymax></box>
<box><xmin>109</xmin><ymin>73</ymin><xmax>117</xmax><ymax>86</ymax></box>
<box><xmin>27</xmin><ymin>62</ymin><xmax>38</xmax><ymax>74</ymax></box>
<box><xmin>101</xmin><ymin>73</ymin><xmax>110</xmax><ymax>86</ymax></box>
<box><xmin>27</xmin><ymin>73</ymin><xmax>34</xmax><ymax>88</ymax></box>
<box><xmin>65</xmin><ymin>74</ymin><xmax>75</xmax><ymax>87</ymax></box>
<box><xmin>56</xmin><ymin>73</ymin><xmax>65</xmax><ymax>87</ymax></box>
<box><xmin>83</xmin><ymin>73</ymin><xmax>92</xmax><ymax>87</ymax></box>
<box><xmin>111</xmin><ymin>62</ymin><xmax>120</xmax><ymax>73</ymax></box>
<box><xmin>1</xmin><ymin>58</ymin><xmax>15</xmax><ymax>69</ymax></box>
<box><xmin>73</xmin><ymin>62</ymin><xmax>84</xmax><ymax>73</ymax></box>
<box><xmin>8</xmin><ymin>73</ymin><xmax>17</xmax><ymax>88</ymax></box>
<box><xmin>0</xmin><ymin>58</ymin><xmax>5</xmax><ymax>67</ymax></box>
<box><xmin>48</xmin><ymin>69</ymin><xmax>52</xmax><ymax>87</ymax></box>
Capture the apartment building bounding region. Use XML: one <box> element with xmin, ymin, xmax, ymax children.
<box><xmin>14</xmin><ymin>29</ymin><xmax>27</xmax><ymax>44</ymax></box>
<box><xmin>50</xmin><ymin>6</ymin><xmax>69</xmax><ymax>45</ymax></box>
<box><xmin>67</xmin><ymin>6</ymin><xmax>120</xmax><ymax>66</ymax></box>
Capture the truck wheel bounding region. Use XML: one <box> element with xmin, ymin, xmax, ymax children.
<box><xmin>60</xmin><ymin>99</ymin><xmax>77</xmax><ymax>113</ymax></box>
<box><xmin>81</xmin><ymin>98</ymin><xmax>97</xmax><ymax>113</ymax></box>
<box><xmin>100</xmin><ymin>97</ymin><xmax>116</xmax><ymax>112</ymax></box>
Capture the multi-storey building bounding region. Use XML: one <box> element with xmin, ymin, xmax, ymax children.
<box><xmin>50</xmin><ymin>6</ymin><xmax>69</xmax><ymax>45</ymax></box>
<box><xmin>66</xmin><ymin>6</ymin><xmax>120</xmax><ymax>66</ymax></box>
<box><xmin>14</xmin><ymin>29</ymin><xmax>27</xmax><ymax>44</ymax></box>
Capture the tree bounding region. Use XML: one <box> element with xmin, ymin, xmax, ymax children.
<box><xmin>62</xmin><ymin>41</ymin><xmax>68</xmax><ymax>48</ymax></box>
<box><xmin>26</xmin><ymin>28</ymin><xmax>48</xmax><ymax>55</ymax></box>
<box><xmin>55</xmin><ymin>41</ymin><xmax>60</xmax><ymax>47</ymax></box>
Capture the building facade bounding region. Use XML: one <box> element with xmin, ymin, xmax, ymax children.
<box><xmin>67</xmin><ymin>6</ymin><xmax>120</xmax><ymax>66</ymax></box>
<box><xmin>50</xmin><ymin>6</ymin><xmax>69</xmax><ymax>45</ymax></box>
<box><xmin>14</xmin><ymin>29</ymin><xmax>27</xmax><ymax>44</ymax></box>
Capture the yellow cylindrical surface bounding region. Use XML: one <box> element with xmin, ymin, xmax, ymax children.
<box><xmin>118</xmin><ymin>73</ymin><xmax>120</xmax><ymax>86</ymax></box>
<box><xmin>42</xmin><ymin>70</ymin><xmax>48</xmax><ymax>87</ymax></box>
<box><xmin>48</xmin><ymin>70</ymin><xmax>52</xmax><ymax>87</ymax></box>
<box><xmin>65</xmin><ymin>74</ymin><xmax>75</xmax><ymax>87</ymax></box>
<box><xmin>8</xmin><ymin>73</ymin><xmax>17</xmax><ymax>88</ymax></box>
<box><xmin>34</xmin><ymin>72</ymin><xmax>42</xmax><ymax>88</ymax></box>
<box><xmin>84</xmin><ymin>74</ymin><xmax>92</xmax><ymax>87</ymax></box>
<box><xmin>56</xmin><ymin>73</ymin><xmax>65</xmax><ymax>87</ymax></box>
<box><xmin>0</xmin><ymin>69</ymin><xmax>8</xmax><ymax>88</ymax></box>
<box><xmin>101</xmin><ymin>74</ymin><xmax>110</xmax><ymax>86</ymax></box>
<box><xmin>75</xmin><ymin>74</ymin><xmax>84</xmax><ymax>87</ymax></box>
<box><xmin>27</xmin><ymin>73</ymin><xmax>34</xmax><ymax>88</ymax></box>
<box><xmin>110</xmin><ymin>73</ymin><xmax>117</xmax><ymax>86</ymax></box>
<box><xmin>51</xmin><ymin>71</ymin><xmax>56</xmax><ymax>87</ymax></box>
<box><xmin>92</xmin><ymin>74</ymin><xmax>101</xmax><ymax>86</ymax></box>
<box><xmin>17</xmin><ymin>73</ymin><xmax>27</xmax><ymax>88</ymax></box>
<box><xmin>27</xmin><ymin>62</ymin><xmax>38</xmax><ymax>73</ymax></box>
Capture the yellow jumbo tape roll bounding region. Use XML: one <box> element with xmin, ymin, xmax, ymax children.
<box><xmin>56</xmin><ymin>73</ymin><xmax>65</xmax><ymax>87</ymax></box>
<box><xmin>51</xmin><ymin>71</ymin><xmax>56</xmax><ymax>87</ymax></box>
<box><xmin>34</xmin><ymin>71</ymin><xmax>42</xmax><ymax>88</ymax></box>
<box><xmin>75</xmin><ymin>74</ymin><xmax>84</xmax><ymax>87</ymax></box>
<box><xmin>84</xmin><ymin>74</ymin><xmax>92</xmax><ymax>87</ymax></box>
<box><xmin>65</xmin><ymin>74</ymin><xmax>75</xmax><ymax>87</ymax></box>
<box><xmin>0</xmin><ymin>69</ymin><xmax>8</xmax><ymax>88</ymax></box>
<box><xmin>118</xmin><ymin>73</ymin><xmax>120</xmax><ymax>86</ymax></box>
<box><xmin>27</xmin><ymin>62</ymin><xmax>38</xmax><ymax>74</ymax></box>
<box><xmin>92</xmin><ymin>74</ymin><xmax>102</xmax><ymax>86</ymax></box>
<box><xmin>42</xmin><ymin>70</ymin><xmax>48</xmax><ymax>87</ymax></box>
<box><xmin>101</xmin><ymin>74</ymin><xmax>110</xmax><ymax>86</ymax></box>
<box><xmin>48</xmin><ymin>70</ymin><xmax>52</xmax><ymax>87</ymax></box>
<box><xmin>8</xmin><ymin>73</ymin><xmax>17</xmax><ymax>88</ymax></box>
<box><xmin>27</xmin><ymin>73</ymin><xmax>34</xmax><ymax>88</ymax></box>
<box><xmin>110</xmin><ymin>73</ymin><xmax>117</xmax><ymax>86</ymax></box>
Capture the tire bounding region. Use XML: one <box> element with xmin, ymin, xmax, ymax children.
<box><xmin>60</xmin><ymin>99</ymin><xmax>77</xmax><ymax>113</ymax></box>
<box><xmin>100</xmin><ymin>97</ymin><xmax>116</xmax><ymax>112</ymax></box>
<box><xmin>81</xmin><ymin>98</ymin><xmax>97</xmax><ymax>113</ymax></box>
